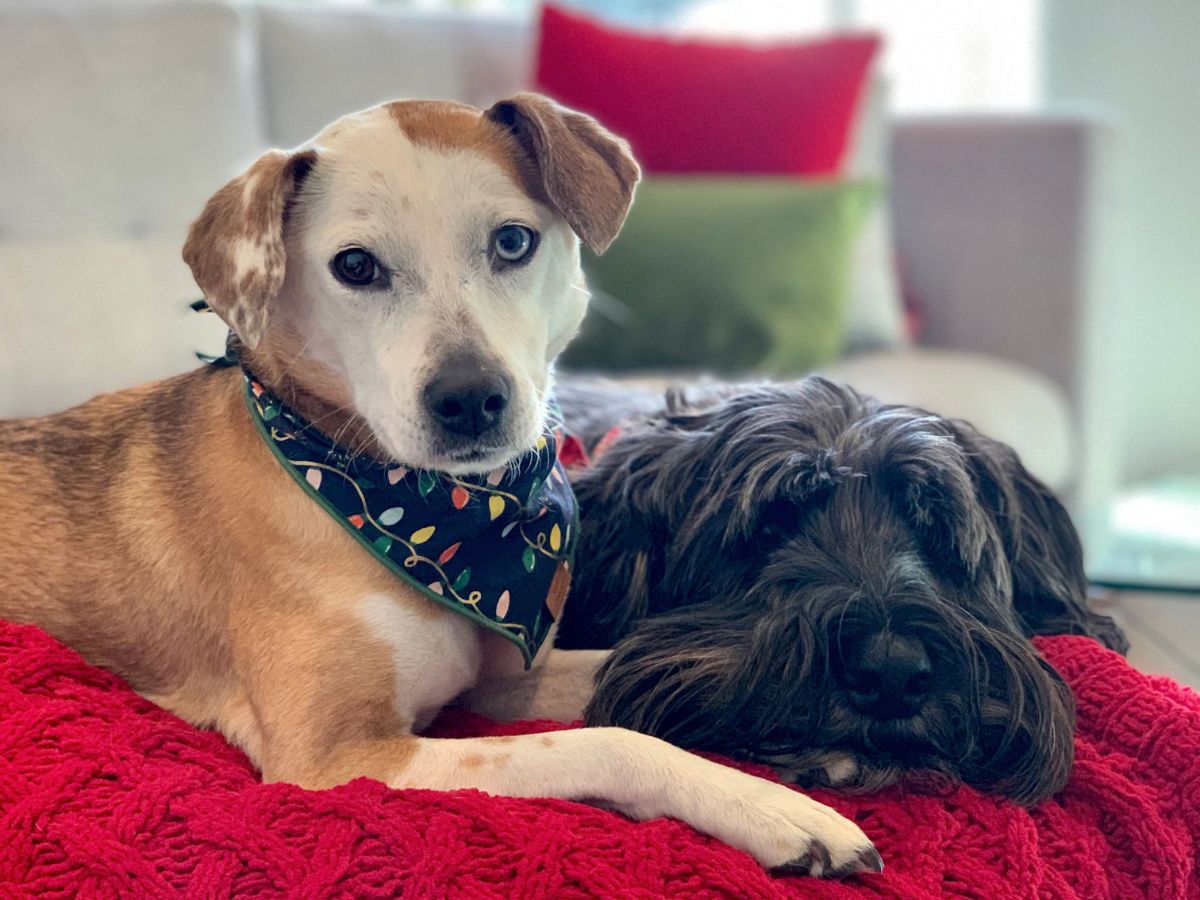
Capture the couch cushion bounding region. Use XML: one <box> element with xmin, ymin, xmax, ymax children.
<box><xmin>564</xmin><ymin>178</ymin><xmax>876</xmax><ymax>375</ymax></box>
<box><xmin>257</xmin><ymin>4</ymin><xmax>534</xmax><ymax>147</ymax></box>
<box><xmin>821</xmin><ymin>349</ymin><xmax>1074</xmax><ymax>491</ymax></box>
<box><xmin>536</xmin><ymin>4</ymin><xmax>878</xmax><ymax>175</ymax></box>
<box><xmin>569</xmin><ymin>351</ymin><xmax>1072</xmax><ymax>492</ymax></box>
<box><xmin>0</xmin><ymin>235</ymin><xmax>226</xmax><ymax>418</ymax></box>
<box><xmin>534</xmin><ymin>4</ymin><xmax>902</xmax><ymax>356</ymax></box>
<box><xmin>842</xmin><ymin>76</ymin><xmax>909</xmax><ymax>351</ymax></box>
<box><xmin>0</xmin><ymin>0</ymin><xmax>262</xmax><ymax>239</ymax></box>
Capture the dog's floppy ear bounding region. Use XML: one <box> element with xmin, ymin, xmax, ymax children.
<box><xmin>555</xmin><ymin>439</ymin><xmax>677</xmax><ymax>650</ymax></box>
<box><xmin>881</xmin><ymin>419</ymin><xmax>1000</xmax><ymax>581</ymax></box>
<box><xmin>182</xmin><ymin>149</ymin><xmax>317</xmax><ymax>349</ymax></box>
<box><xmin>555</xmin><ymin>412</ymin><xmax>717</xmax><ymax>649</ymax></box>
<box><xmin>948</xmin><ymin>423</ymin><xmax>1130</xmax><ymax>654</ymax></box>
<box><xmin>486</xmin><ymin>93</ymin><xmax>639</xmax><ymax>254</ymax></box>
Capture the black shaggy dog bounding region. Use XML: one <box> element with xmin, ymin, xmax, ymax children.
<box><xmin>556</xmin><ymin>377</ymin><xmax>1127</xmax><ymax>805</ymax></box>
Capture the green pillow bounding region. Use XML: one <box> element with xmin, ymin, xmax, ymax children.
<box><xmin>563</xmin><ymin>178</ymin><xmax>877</xmax><ymax>375</ymax></box>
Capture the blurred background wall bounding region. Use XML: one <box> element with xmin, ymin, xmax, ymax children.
<box><xmin>1044</xmin><ymin>0</ymin><xmax>1200</xmax><ymax>484</ymax></box>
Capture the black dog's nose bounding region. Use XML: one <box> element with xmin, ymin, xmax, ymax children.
<box><xmin>840</xmin><ymin>633</ymin><xmax>933</xmax><ymax>719</ymax></box>
<box><xmin>424</xmin><ymin>366</ymin><xmax>511</xmax><ymax>439</ymax></box>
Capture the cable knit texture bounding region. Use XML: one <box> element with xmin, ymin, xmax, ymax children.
<box><xmin>1</xmin><ymin>623</ymin><xmax>1196</xmax><ymax>898</ymax></box>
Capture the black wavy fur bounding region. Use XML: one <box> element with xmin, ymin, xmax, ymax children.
<box><xmin>556</xmin><ymin>376</ymin><xmax>1128</xmax><ymax>805</ymax></box>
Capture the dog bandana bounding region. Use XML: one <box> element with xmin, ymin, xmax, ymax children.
<box><xmin>242</xmin><ymin>372</ymin><xmax>576</xmax><ymax>667</ymax></box>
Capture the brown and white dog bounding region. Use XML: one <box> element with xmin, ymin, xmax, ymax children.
<box><xmin>0</xmin><ymin>95</ymin><xmax>879</xmax><ymax>878</ymax></box>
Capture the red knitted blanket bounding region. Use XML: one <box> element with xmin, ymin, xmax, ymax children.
<box><xmin>1</xmin><ymin>622</ymin><xmax>1196</xmax><ymax>899</ymax></box>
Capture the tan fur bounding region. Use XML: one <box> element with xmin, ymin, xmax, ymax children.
<box><xmin>485</xmin><ymin>94</ymin><xmax>640</xmax><ymax>254</ymax></box>
<box><xmin>386</xmin><ymin>99</ymin><xmax>535</xmax><ymax>190</ymax></box>
<box><xmin>239</xmin><ymin>323</ymin><xmax>383</xmax><ymax>463</ymax></box>
<box><xmin>0</xmin><ymin>368</ymin><xmax>425</xmax><ymax>777</ymax></box>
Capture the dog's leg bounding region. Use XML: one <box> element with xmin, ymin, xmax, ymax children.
<box><xmin>464</xmin><ymin>648</ymin><xmax>608</xmax><ymax>722</ymax></box>
<box><xmin>287</xmin><ymin>728</ymin><xmax>878</xmax><ymax>876</ymax></box>
<box><xmin>240</xmin><ymin>610</ymin><xmax>878</xmax><ymax>877</ymax></box>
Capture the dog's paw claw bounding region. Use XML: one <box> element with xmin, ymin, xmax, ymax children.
<box><xmin>774</xmin><ymin>842</ymin><xmax>883</xmax><ymax>879</ymax></box>
<box><xmin>774</xmin><ymin>841</ymin><xmax>832</xmax><ymax>877</ymax></box>
<box><xmin>847</xmin><ymin>846</ymin><xmax>884</xmax><ymax>876</ymax></box>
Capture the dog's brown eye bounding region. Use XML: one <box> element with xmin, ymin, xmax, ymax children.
<box><xmin>331</xmin><ymin>248</ymin><xmax>381</xmax><ymax>287</ymax></box>
<box><xmin>492</xmin><ymin>224</ymin><xmax>537</xmax><ymax>264</ymax></box>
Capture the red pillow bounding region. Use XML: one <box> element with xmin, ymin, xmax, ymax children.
<box><xmin>535</xmin><ymin>4</ymin><xmax>880</xmax><ymax>175</ymax></box>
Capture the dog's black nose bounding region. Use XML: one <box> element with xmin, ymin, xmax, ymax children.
<box><xmin>424</xmin><ymin>366</ymin><xmax>511</xmax><ymax>439</ymax></box>
<box><xmin>840</xmin><ymin>633</ymin><xmax>933</xmax><ymax>719</ymax></box>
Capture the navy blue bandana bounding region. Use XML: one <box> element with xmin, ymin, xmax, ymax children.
<box><xmin>242</xmin><ymin>372</ymin><xmax>576</xmax><ymax>666</ymax></box>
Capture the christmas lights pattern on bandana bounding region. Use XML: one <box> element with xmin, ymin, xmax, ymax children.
<box><xmin>244</xmin><ymin>373</ymin><xmax>575</xmax><ymax>666</ymax></box>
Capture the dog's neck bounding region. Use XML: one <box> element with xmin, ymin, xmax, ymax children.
<box><xmin>235</xmin><ymin>333</ymin><xmax>390</xmax><ymax>464</ymax></box>
<box><xmin>238</xmin><ymin>365</ymin><xmax>577</xmax><ymax>667</ymax></box>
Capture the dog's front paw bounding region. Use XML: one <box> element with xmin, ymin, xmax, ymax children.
<box><xmin>740</xmin><ymin>778</ymin><xmax>881</xmax><ymax>878</ymax></box>
<box><xmin>680</xmin><ymin>767</ymin><xmax>880</xmax><ymax>878</ymax></box>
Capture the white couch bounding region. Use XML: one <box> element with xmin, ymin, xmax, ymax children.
<box><xmin>0</xmin><ymin>0</ymin><xmax>1113</xmax><ymax>506</ymax></box>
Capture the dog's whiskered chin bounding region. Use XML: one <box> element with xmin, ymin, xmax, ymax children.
<box><xmin>437</xmin><ymin>445</ymin><xmax>521</xmax><ymax>476</ymax></box>
<box><xmin>413</xmin><ymin>429</ymin><xmax>549</xmax><ymax>475</ymax></box>
<box><xmin>371</xmin><ymin>442</ymin><xmax>515</xmax><ymax>476</ymax></box>
<box><xmin>432</xmin><ymin>417</ymin><xmax>552</xmax><ymax>476</ymax></box>
<box><xmin>363</xmin><ymin>418</ymin><xmax>502</xmax><ymax>474</ymax></box>
<box><xmin>370</xmin><ymin>423</ymin><xmax>546</xmax><ymax>475</ymax></box>
<box><xmin>859</xmin><ymin>711</ymin><xmax>950</xmax><ymax>756</ymax></box>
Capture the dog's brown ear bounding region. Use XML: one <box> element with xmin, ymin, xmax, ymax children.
<box><xmin>486</xmin><ymin>93</ymin><xmax>640</xmax><ymax>254</ymax></box>
<box><xmin>182</xmin><ymin>149</ymin><xmax>317</xmax><ymax>349</ymax></box>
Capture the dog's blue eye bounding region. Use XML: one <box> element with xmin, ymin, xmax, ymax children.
<box><xmin>331</xmin><ymin>248</ymin><xmax>381</xmax><ymax>287</ymax></box>
<box><xmin>492</xmin><ymin>224</ymin><xmax>536</xmax><ymax>264</ymax></box>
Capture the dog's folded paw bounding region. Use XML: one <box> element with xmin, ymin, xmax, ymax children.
<box><xmin>697</xmin><ymin>770</ymin><xmax>879</xmax><ymax>878</ymax></box>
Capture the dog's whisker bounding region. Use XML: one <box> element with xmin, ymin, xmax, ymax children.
<box><xmin>306</xmin><ymin>403</ymin><xmax>357</xmax><ymax>432</ymax></box>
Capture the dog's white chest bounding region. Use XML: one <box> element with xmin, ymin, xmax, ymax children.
<box><xmin>354</xmin><ymin>592</ymin><xmax>482</xmax><ymax>728</ymax></box>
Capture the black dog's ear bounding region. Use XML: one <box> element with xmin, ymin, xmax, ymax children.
<box><xmin>555</xmin><ymin>424</ymin><xmax>696</xmax><ymax>649</ymax></box>
<box><xmin>557</xmin><ymin>392</ymin><xmax>754</xmax><ymax>649</ymax></box>
<box><xmin>881</xmin><ymin>419</ymin><xmax>1001</xmax><ymax>582</ymax></box>
<box><xmin>948</xmin><ymin>423</ymin><xmax>1129</xmax><ymax>654</ymax></box>
<box><xmin>555</xmin><ymin>473</ymin><xmax>666</xmax><ymax>649</ymax></box>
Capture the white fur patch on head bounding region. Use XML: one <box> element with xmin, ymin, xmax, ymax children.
<box><xmin>231</xmin><ymin>236</ymin><xmax>270</xmax><ymax>282</ymax></box>
<box><xmin>272</xmin><ymin>104</ymin><xmax>589</xmax><ymax>472</ymax></box>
